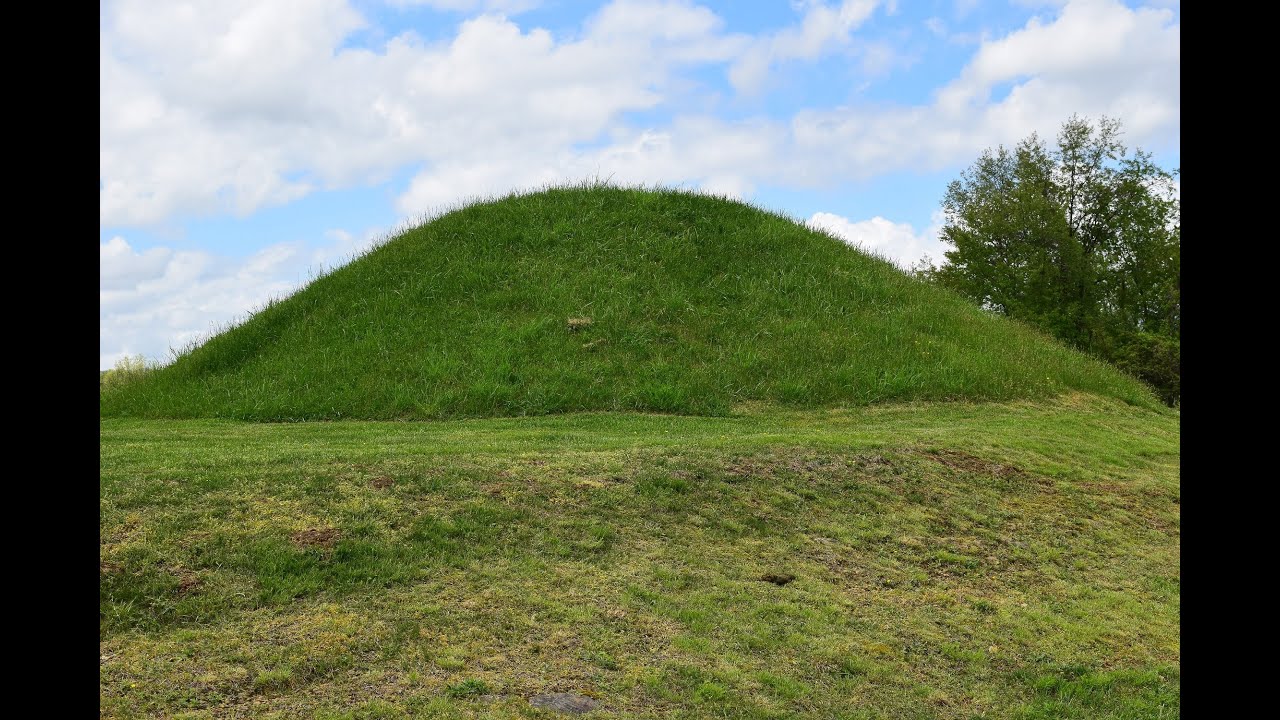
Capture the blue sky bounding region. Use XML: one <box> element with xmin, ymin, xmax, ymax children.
<box><xmin>100</xmin><ymin>0</ymin><xmax>1180</xmax><ymax>368</ymax></box>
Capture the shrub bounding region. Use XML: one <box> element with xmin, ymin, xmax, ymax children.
<box><xmin>1112</xmin><ymin>333</ymin><xmax>1179</xmax><ymax>407</ymax></box>
<box><xmin>101</xmin><ymin>354</ymin><xmax>156</xmax><ymax>390</ymax></box>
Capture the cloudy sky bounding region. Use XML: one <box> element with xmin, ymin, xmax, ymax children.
<box><xmin>100</xmin><ymin>0</ymin><xmax>1180</xmax><ymax>369</ymax></box>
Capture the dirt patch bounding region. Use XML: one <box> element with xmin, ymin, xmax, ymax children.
<box><xmin>926</xmin><ymin>449</ymin><xmax>1024</xmax><ymax>478</ymax></box>
<box><xmin>290</xmin><ymin>528</ymin><xmax>342</xmax><ymax>549</ymax></box>
<box><xmin>482</xmin><ymin>482</ymin><xmax>510</xmax><ymax>498</ymax></box>
<box><xmin>369</xmin><ymin>476</ymin><xmax>395</xmax><ymax>489</ymax></box>
<box><xmin>723</xmin><ymin>452</ymin><xmax>873</xmax><ymax>481</ymax></box>
<box><xmin>530</xmin><ymin>692</ymin><xmax>599</xmax><ymax>714</ymax></box>
<box><xmin>1080</xmin><ymin>480</ymin><xmax>1128</xmax><ymax>495</ymax></box>
<box><xmin>761</xmin><ymin>573</ymin><xmax>796</xmax><ymax>586</ymax></box>
<box><xmin>856</xmin><ymin>453</ymin><xmax>895</xmax><ymax>469</ymax></box>
<box><xmin>723</xmin><ymin>459</ymin><xmax>765</xmax><ymax>479</ymax></box>
<box><xmin>172</xmin><ymin>568</ymin><xmax>201</xmax><ymax>595</ymax></box>
<box><xmin>787</xmin><ymin>456</ymin><xmax>847</xmax><ymax>475</ymax></box>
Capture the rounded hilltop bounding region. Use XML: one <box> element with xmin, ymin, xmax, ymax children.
<box><xmin>101</xmin><ymin>184</ymin><xmax>1155</xmax><ymax>420</ymax></box>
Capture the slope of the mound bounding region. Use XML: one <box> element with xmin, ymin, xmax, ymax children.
<box><xmin>101</xmin><ymin>185</ymin><xmax>1155</xmax><ymax>419</ymax></box>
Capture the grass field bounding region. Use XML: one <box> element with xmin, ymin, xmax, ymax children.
<box><xmin>100</xmin><ymin>393</ymin><xmax>1179</xmax><ymax>719</ymax></box>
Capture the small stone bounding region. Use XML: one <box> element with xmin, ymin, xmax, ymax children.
<box><xmin>529</xmin><ymin>693</ymin><xmax>600</xmax><ymax>714</ymax></box>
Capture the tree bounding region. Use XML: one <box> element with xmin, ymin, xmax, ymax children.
<box><xmin>931</xmin><ymin>116</ymin><xmax>1180</xmax><ymax>403</ymax></box>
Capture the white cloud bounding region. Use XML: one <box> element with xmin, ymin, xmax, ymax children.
<box><xmin>100</xmin><ymin>229</ymin><xmax>385</xmax><ymax>368</ymax></box>
<box><xmin>729</xmin><ymin>0</ymin><xmax>882</xmax><ymax>92</ymax></box>
<box><xmin>393</xmin><ymin>117</ymin><xmax>783</xmax><ymax>215</ymax></box>
<box><xmin>103</xmin><ymin>0</ymin><xmax>1176</xmax><ymax>230</ymax></box>
<box><xmin>807</xmin><ymin>211</ymin><xmax>946</xmax><ymax>268</ymax></box>
<box><xmin>939</xmin><ymin>0</ymin><xmax>1178</xmax><ymax>119</ymax></box>
<box><xmin>101</xmin><ymin>237</ymin><xmax>173</xmax><ymax>291</ymax></box>
<box><xmin>793</xmin><ymin>0</ymin><xmax>1178</xmax><ymax>178</ymax></box>
<box><xmin>396</xmin><ymin>0</ymin><xmax>1177</xmax><ymax>215</ymax></box>
<box><xmin>100</xmin><ymin>236</ymin><xmax>294</xmax><ymax>367</ymax></box>
<box><xmin>858</xmin><ymin>40</ymin><xmax>906</xmax><ymax>77</ymax></box>
<box><xmin>698</xmin><ymin>175</ymin><xmax>751</xmax><ymax>200</ymax></box>
<box><xmin>101</xmin><ymin>0</ymin><xmax>749</xmax><ymax>227</ymax></box>
<box><xmin>390</xmin><ymin>0</ymin><xmax>540</xmax><ymax>12</ymax></box>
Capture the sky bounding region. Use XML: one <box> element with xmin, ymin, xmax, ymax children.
<box><xmin>100</xmin><ymin>0</ymin><xmax>1180</xmax><ymax>369</ymax></box>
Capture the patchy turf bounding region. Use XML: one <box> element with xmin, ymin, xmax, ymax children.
<box><xmin>100</xmin><ymin>394</ymin><xmax>1178</xmax><ymax>718</ymax></box>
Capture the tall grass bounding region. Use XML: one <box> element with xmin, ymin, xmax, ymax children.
<box><xmin>100</xmin><ymin>354</ymin><xmax>157</xmax><ymax>390</ymax></box>
<box><xmin>101</xmin><ymin>183</ymin><xmax>1158</xmax><ymax>420</ymax></box>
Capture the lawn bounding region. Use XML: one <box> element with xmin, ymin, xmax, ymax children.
<box><xmin>100</xmin><ymin>393</ymin><xmax>1179</xmax><ymax>719</ymax></box>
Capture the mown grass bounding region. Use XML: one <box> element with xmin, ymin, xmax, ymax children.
<box><xmin>101</xmin><ymin>393</ymin><xmax>1178</xmax><ymax>718</ymax></box>
<box><xmin>100</xmin><ymin>184</ymin><xmax>1156</xmax><ymax>421</ymax></box>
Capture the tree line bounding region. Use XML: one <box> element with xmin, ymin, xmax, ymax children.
<box><xmin>915</xmin><ymin>116</ymin><xmax>1179</xmax><ymax>405</ymax></box>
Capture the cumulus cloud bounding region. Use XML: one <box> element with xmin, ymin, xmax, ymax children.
<box><xmin>102</xmin><ymin>0</ymin><xmax>1176</xmax><ymax>229</ymax></box>
<box><xmin>101</xmin><ymin>0</ymin><xmax>747</xmax><ymax>227</ymax></box>
<box><xmin>100</xmin><ymin>230</ymin><xmax>384</xmax><ymax>368</ymax></box>
<box><xmin>101</xmin><ymin>237</ymin><xmax>173</xmax><ymax>292</ymax></box>
<box><xmin>729</xmin><ymin>0</ymin><xmax>883</xmax><ymax>92</ymax></box>
<box><xmin>807</xmin><ymin>211</ymin><xmax>946</xmax><ymax>268</ymax></box>
<box><xmin>100</xmin><ymin>237</ymin><xmax>293</xmax><ymax>367</ymax></box>
<box><xmin>791</xmin><ymin>0</ymin><xmax>1177</xmax><ymax>176</ymax></box>
<box><xmin>390</xmin><ymin>0</ymin><xmax>541</xmax><ymax>12</ymax></box>
<box><xmin>394</xmin><ymin>0</ymin><xmax>1178</xmax><ymax>215</ymax></box>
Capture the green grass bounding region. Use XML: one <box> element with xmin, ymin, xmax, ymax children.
<box><xmin>101</xmin><ymin>393</ymin><xmax>1178</xmax><ymax>718</ymax></box>
<box><xmin>99</xmin><ymin>184</ymin><xmax>1156</xmax><ymax>420</ymax></box>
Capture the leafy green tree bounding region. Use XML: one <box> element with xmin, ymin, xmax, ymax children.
<box><xmin>931</xmin><ymin>116</ymin><xmax>1180</xmax><ymax>403</ymax></box>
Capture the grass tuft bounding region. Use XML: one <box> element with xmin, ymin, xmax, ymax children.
<box><xmin>444</xmin><ymin>678</ymin><xmax>490</xmax><ymax>699</ymax></box>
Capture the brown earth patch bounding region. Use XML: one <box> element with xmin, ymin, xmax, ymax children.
<box><xmin>290</xmin><ymin>528</ymin><xmax>342</xmax><ymax>549</ymax></box>
<box><xmin>369</xmin><ymin>476</ymin><xmax>395</xmax><ymax>489</ymax></box>
<box><xmin>725</xmin><ymin>452</ymin><xmax>892</xmax><ymax>481</ymax></box>
<box><xmin>172</xmin><ymin>568</ymin><xmax>201</xmax><ymax>595</ymax></box>
<box><xmin>723</xmin><ymin>459</ymin><xmax>769</xmax><ymax>479</ymax></box>
<box><xmin>482</xmin><ymin>482</ymin><xmax>510</xmax><ymax>498</ymax></box>
<box><xmin>786</xmin><ymin>456</ymin><xmax>847</xmax><ymax>476</ymax></box>
<box><xmin>926</xmin><ymin>449</ymin><xmax>1024</xmax><ymax>478</ymax></box>
<box><xmin>856</xmin><ymin>453</ymin><xmax>896</xmax><ymax>469</ymax></box>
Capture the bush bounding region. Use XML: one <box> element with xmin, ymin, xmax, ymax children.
<box><xmin>1112</xmin><ymin>333</ymin><xmax>1179</xmax><ymax>407</ymax></box>
<box><xmin>101</xmin><ymin>354</ymin><xmax>156</xmax><ymax>390</ymax></box>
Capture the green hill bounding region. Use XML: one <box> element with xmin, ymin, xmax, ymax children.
<box><xmin>101</xmin><ymin>185</ymin><xmax>1154</xmax><ymax>420</ymax></box>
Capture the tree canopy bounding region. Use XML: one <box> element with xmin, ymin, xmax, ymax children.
<box><xmin>929</xmin><ymin>116</ymin><xmax>1180</xmax><ymax>404</ymax></box>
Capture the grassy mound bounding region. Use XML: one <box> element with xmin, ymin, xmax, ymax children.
<box><xmin>101</xmin><ymin>185</ymin><xmax>1155</xmax><ymax>420</ymax></box>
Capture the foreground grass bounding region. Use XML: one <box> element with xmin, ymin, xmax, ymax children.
<box><xmin>100</xmin><ymin>184</ymin><xmax>1155</xmax><ymax>421</ymax></box>
<box><xmin>101</xmin><ymin>394</ymin><xmax>1178</xmax><ymax>718</ymax></box>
